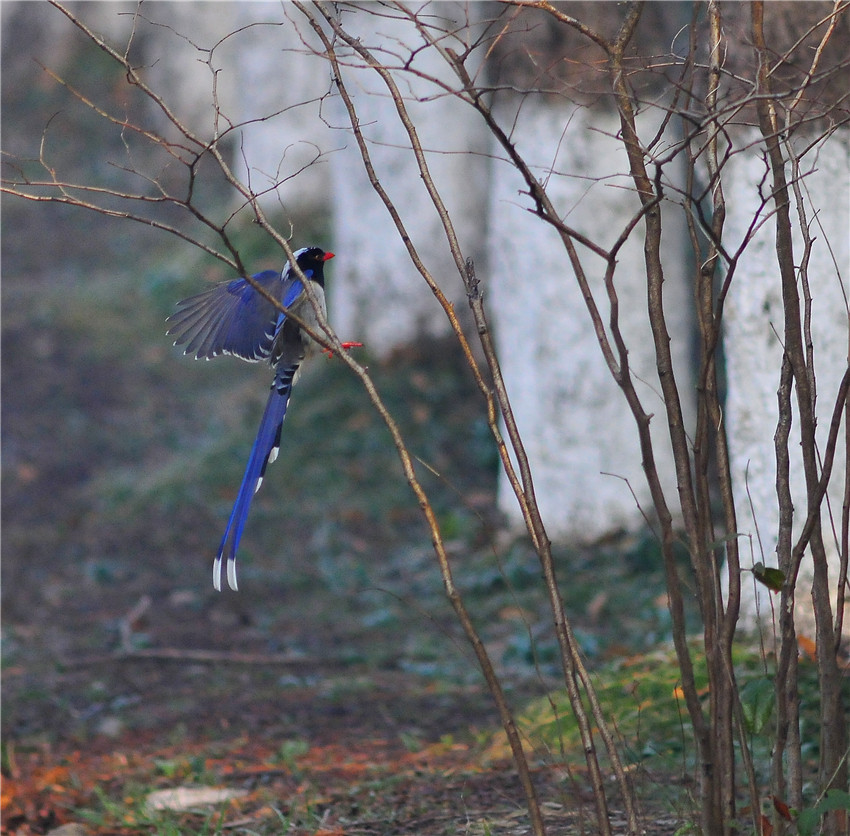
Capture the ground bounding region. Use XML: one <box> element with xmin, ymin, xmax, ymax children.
<box><xmin>2</xmin><ymin>274</ymin><xmax>688</xmax><ymax>833</ymax></box>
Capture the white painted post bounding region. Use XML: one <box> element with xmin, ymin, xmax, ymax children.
<box><xmin>723</xmin><ymin>130</ymin><xmax>849</xmax><ymax>636</ymax></box>
<box><xmin>487</xmin><ymin>99</ymin><xmax>695</xmax><ymax>541</ymax></box>
<box><xmin>327</xmin><ymin>4</ymin><xmax>490</xmax><ymax>355</ymax></box>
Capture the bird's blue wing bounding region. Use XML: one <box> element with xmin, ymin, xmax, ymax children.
<box><xmin>283</xmin><ymin>278</ymin><xmax>305</xmax><ymax>307</ymax></box>
<box><xmin>167</xmin><ymin>270</ymin><xmax>282</xmax><ymax>361</ymax></box>
<box><xmin>266</xmin><ymin>278</ymin><xmax>307</xmax><ymax>339</ymax></box>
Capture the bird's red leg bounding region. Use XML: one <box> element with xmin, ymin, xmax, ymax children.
<box><xmin>323</xmin><ymin>341</ymin><xmax>364</xmax><ymax>358</ymax></box>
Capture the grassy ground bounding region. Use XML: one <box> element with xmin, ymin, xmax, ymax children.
<box><xmin>7</xmin><ymin>239</ymin><xmax>838</xmax><ymax>834</ymax></box>
<box><xmin>2</xmin><ymin>218</ymin><xmax>709</xmax><ymax>834</ymax></box>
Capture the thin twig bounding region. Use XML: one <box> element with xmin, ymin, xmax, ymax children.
<box><xmin>65</xmin><ymin>647</ymin><xmax>313</xmax><ymax>667</ymax></box>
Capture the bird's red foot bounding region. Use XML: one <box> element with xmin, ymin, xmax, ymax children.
<box><xmin>323</xmin><ymin>341</ymin><xmax>364</xmax><ymax>358</ymax></box>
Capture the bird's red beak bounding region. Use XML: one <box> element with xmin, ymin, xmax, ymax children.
<box><xmin>323</xmin><ymin>252</ymin><xmax>335</xmax><ymax>261</ymax></box>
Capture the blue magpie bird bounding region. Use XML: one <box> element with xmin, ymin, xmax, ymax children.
<box><xmin>167</xmin><ymin>246</ymin><xmax>336</xmax><ymax>591</ymax></box>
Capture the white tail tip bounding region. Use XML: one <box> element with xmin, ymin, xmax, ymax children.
<box><xmin>227</xmin><ymin>558</ymin><xmax>239</xmax><ymax>591</ymax></box>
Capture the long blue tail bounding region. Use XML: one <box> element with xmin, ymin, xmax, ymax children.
<box><xmin>214</xmin><ymin>366</ymin><xmax>297</xmax><ymax>591</ymax></box>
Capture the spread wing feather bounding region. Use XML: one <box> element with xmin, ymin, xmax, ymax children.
<box><xmin>167</xmin><ymin>270</ymin><xmax>282</xmax><ymax>361</ymax></box>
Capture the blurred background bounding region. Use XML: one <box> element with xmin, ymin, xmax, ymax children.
<box><xmin>6</xmin><ymin>0</ymin><xmax>845</xmax><ymax>758</ymax></box>
<box><xmin>2</xmin><ymin>2</ymin><xmax>687</xmax><ymax>751</ymax></box>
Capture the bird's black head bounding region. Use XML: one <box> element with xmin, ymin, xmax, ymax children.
<box><xmin>293</xmin><ymin>246</ymin><xmax>335</xmax><ymax>287</ymax></box>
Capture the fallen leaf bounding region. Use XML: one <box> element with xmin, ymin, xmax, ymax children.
<box><xmin>145</xmin><ymin>786</ymin><xmax>247</xmax><ymax>813</ymax></box>
<box><xmin>45</xmin><ymin>824</ymin><xmax>89</xmax><ymax>836</ymax></box>
<box><xmin>797</xmin><ymin>635</ymin><xmax>816</xmax><ymax>661</ymax></box>
<box><xmin>772</xmin><ymin>795</ymin><xmax>792</xmax><ymax>821</ymax></box>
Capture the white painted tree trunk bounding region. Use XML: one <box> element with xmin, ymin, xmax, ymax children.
<box><xmin>325</xmin><ymin>5</ymin><xmax>491</xmax><ymax>356</ymax></box>
<box><xmin>487</xmin><ymin>99</ymin><xmax>695</xmax><ymax>541</ymax></box>
<box><xmin>136</xmin><ymin>3</ymin><xmax>337</xmax><ymax>217</ymax></box>
<box><xmin>723</xmin><ymin>129</ymin><xmax>849</xmax><ymax>637</ymax></box>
